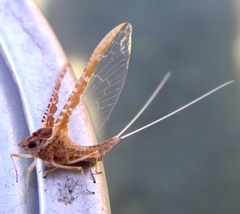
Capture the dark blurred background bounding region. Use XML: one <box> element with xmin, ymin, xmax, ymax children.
<box><xmin>35</xmin><ymin>1</ymin><xmax>240</xmax><ymax>213</ymax></box>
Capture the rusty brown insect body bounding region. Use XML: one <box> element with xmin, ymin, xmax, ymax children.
<box><xmin>11</xmin><ymin>23</ymin><xmax>131</xmax><ymax>193</ymax></box>
<box><xmin>10</xmin><ymin>22</ymin><xmax>233</xmax><ymax>194</ymax></box>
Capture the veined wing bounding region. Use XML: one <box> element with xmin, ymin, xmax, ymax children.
<box><xmin>41</xmin><ymin>63</ymin><xmax>71</xmax><ymax>128</ymax></box>
<box><xmin>84</xmin><ymin>23</ymin><xmax>132</xmax><ymax>130</ymax></box>
<box><xmin>55</xmin><ymin>23</ymin><xmax>132</xmax><ymax>132</ymax></box>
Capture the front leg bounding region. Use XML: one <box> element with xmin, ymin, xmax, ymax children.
<box><xmin>10</xmin><ymin>154</ymin><xmax>37</xmax><ymax>193</ymax></box>
<box><xmin>10</xmin><ymin>153</ymin><xmax>34</xmax><ymax>182</ymax></box>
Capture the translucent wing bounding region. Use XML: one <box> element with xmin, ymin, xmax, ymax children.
<box><xmin>54</xmin><ymin>23</ymin><xmax>132</xmax><ymax>132</ymax></box>
<box><xmin>84</xmin><ymin>23</ymin><xmax>132</xmax><ymax>130</ymax></box>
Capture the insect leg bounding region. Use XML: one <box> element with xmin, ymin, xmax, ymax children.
<box><xmin>10</xmin><ymin>153</ymin><xmax>33</xmax><ymax>182</ymax></box>
<box><xmin>88</xmin><ymin>161</ymin><xmax>102</xmax><ymax>184</ymax></box>
<box><xmin>42</xmin><ymin>167</ymin><xmax>57</xmax><ymax>178</ymax></box>
<box><xmin>67</xmin><ymin>151</ymin><xmax>102</xmax><ymax>184</ymax></box>
<box><xmin>51</xmin><ymin>162</ymin><xmax>94</xmax><ymax>194</ymax></box>
<box><xmin>26</xmin><ymin>158</ymin><xmax>37</xmax><ymax>190</ymax></box>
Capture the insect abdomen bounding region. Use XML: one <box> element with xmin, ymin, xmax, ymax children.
<box><xmin>80</xmin><ymin>136</ymin><xmax>120</xmax><ymax>161</ymax></box>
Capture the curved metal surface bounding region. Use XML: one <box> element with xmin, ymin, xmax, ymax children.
<box><xmin>0</xmin><ymin>0</ymin><xmax>110</xmax><ymax>213</ymax></box>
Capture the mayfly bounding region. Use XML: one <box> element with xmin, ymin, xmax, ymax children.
<box><xmin>10</xmin><ymin>23</ymin><xmax>233</xmax><ymax>194</ymax></box>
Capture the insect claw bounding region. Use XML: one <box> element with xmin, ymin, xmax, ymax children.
<box><xmin>88</xmin><ymin>190</ymin><xmax>95</xmax><ymax>195</ymax></box>
<box><xmin>42</xmin><ymin>172</ymin><xmax>47</xmax><ymax>178</ymax></box>
<box><xmin>43</xmin><ymin>167</ymin><xmax>57</xmax><ymax>178</ymax></box>
<box><xmin>95</xmin><ymin>170</ymin><xmax>102</xmax><ymax>175</ymax></box>
<box><xmin>42</xmin><ymin>169</ymin><xmax>50</xmax><ymax>178</ymax></box>
<box><xmin>85</xmin><ymin>186</ymin><xmax>95</xmax><ymax>195</ymax></box>
<box><xmin>14</xmin><ymin>171</ymin><xmax>19</xmax><ymax>182</ymax></box>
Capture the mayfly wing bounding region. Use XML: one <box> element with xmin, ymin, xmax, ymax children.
<box><xmin>41</xmin><ymin>63</ymin><xmax>71</xmax><ymax>128</ymax></box>
<box><xmin>55</xmin><ymin>23</ymin><xmax>132</xmax><ymax>131</ymax></box>
<box><xmin>83</xmin><ymin>23</ymin><xmax>132</xmax><ymax>130</ymax></box>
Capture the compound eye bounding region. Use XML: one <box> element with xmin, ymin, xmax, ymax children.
<box><xmin>28</xmin><ymin>141</ymin><xmax>37</xmax><ymax>148</ymax></box>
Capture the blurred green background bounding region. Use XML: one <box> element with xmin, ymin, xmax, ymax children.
<box><xmin>35</xmin><ymin>1</ymin><xmax>239</xmax><ymax>213</ymax></box>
